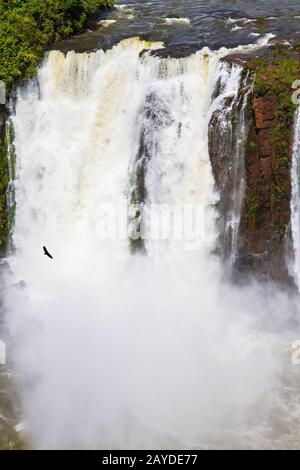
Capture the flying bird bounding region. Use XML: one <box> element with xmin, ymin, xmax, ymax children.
<box><xmin>43</xmin><ymin>246</ymin><xmax>53</xmax><ymax>260</ymax></box>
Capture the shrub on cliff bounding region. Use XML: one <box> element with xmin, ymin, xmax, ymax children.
<box><xmin>0</xmin><ymin>0</ymin><xmax>115</xmax><ymax>88</ymax></box>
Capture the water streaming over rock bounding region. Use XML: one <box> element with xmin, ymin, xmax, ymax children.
<box><xmin>3</xmin><ymin>38</ymin><xmax>300</xmax><ymax>450</ymax></box>
<box><xmin>291</xmin><ymin>109</ymin><xmax>300</xmax><ymax>288</ymax></box>
<box><xmin>209</xmin><ymin>66</ymin><xmax>253</xmax><ymax>267</ymax></box>
<box><xmin>5</xmin><ymin>117</ymin><xmax>16</xmax><ymax>253</ymax></box>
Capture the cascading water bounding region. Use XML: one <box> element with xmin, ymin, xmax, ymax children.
<box><xmin>291</xmin><ymin>109</ymin><xmax>300</xmax><ymax>289</ymax></box>
<box><xmin>223</xmin><ymin>72</ymin><xmax>252</xmax><ymax>265</ymax></box>
<box><xmin>129</xmin><ymin>49</ymin><xmax>222</xmax><ymax>258</ymax></box>
<box><xmin>209</xmin><ymin>66</ymin><xmax>253</xmax><ymax>267</ymax></box>
<box><xmin>5</xmin><ymin>117</ymin><xmax>16</xmax><ymax>253</ymax></box>
<box><xmin>3</xmin><ymin>37</ymin><xmax>300</xmax><ymax>450</ymax></box>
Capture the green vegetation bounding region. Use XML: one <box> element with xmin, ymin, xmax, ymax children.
<box><xmin>0</xmin><ymin>114</ymin><xmax>9</xmax><ymax>253</ymax></box>
<box><xmin>0</xmin><ymin>2</ymin><xmax>117</xmax><ymax>441</ymax></box>
<box><xmin>273</xmin><ymin>182</ymin><xmax>286</xmax><ymax>202</ymax></box>
<box><xmin>247</xmin><ymin>140</ymin><xmax>257</xmax><ymax>150</ymax></box>
<box><xmin>249</xmin><ymin>46</ymin><xmax>300</xmax><ymax>177</ymax></box>
<box><xmin>278</xmin><ymin>222</ymin><xmax>288</xmax><ymax>239</ymax></box>
<box><xmin>249</xmin><ymin>47</ymin><xmax>300</xmax><ymax>123</ymax></box>
<box><xmin>256</xmin><ymin>16</ymin><xmax>266</xmax><ymax>28</ymax></box>
<box><xmin>0</xmin><ymin>0</ymin><xmax>115</xmax><ymax>89</ymax></box>
<box><xmin>249</xmin><ymin>47</ymin><xmax>300</xmax><ymax>179</ymax></box>
<box><xmin>243</xmin><ymin>46</ymin><xmax>300</xmax><ymax>243</ymax></box>
<box><xmin>0</xmin><ymin>0</ymin><xmax>115</xmax><ymax>252</ymax></box>
<box><xmin>244</xmin><ymin>192</ymin><xmax>259</xmax><ymax>225</ymax></box>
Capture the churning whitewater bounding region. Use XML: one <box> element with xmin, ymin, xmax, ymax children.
<box><xmin>291</xmin><ymin>109</ymin><xmax>300</xmax><ymax>289</ymax></box>
<box><xmin>3</xmin><ymin>38</ymin><xmax>300</xmax><ymax>449</ymax></box>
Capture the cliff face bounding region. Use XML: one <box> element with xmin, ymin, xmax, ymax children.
<box><xmin>210</xmin><ymin>46</ymin><xmax>300</xmax><ymax>285</ymax></box>
<box><xmin>209</xmin><ymin>71</ymin><xmax>251</xmax><ymax>266</ymax></box>
<box><xmin>237</xmin><ymin>93</ymin><xmax>293</xmax><ymax>284</ymax></box>
<box><xmin>0</xmin><ymin>44</ymin><xmax>299</xmax><ymax>285</ymax></box>
<box><xmin>0</xmin><ymin>105</ymin><xmax>8</xmax><ymax>255</ymax></box>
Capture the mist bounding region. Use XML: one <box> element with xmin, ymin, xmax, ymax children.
<box><xmin>3</xmin><ymin>38</ymin><xmax>300</xmax><ymax>450</ymax></box>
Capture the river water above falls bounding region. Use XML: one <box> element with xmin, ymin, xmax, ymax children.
<box><xmin>56</xmin><ymin>0</ymin><xmax>300</xmax><ymax>53</ymax></box>
<box><xmin>2</xmin><ymin>0</ymin><xmax>300</xmax><ymax>451</ymax></box>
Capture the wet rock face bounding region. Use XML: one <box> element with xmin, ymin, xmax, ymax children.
<box><xmin>237</xmin><ymin>92</ymin><xmax>293</xmax><ymax>284</ymax></box>
<box><xmin>147</xmin><ymin>45</ymin><xmax>200</xmax><ymax>59</ymax></box>
<box><xmin>211</xmin><ymin>46</ymin><xmax>300</xmax><ymax>286</ymax></box>
<box><xmin>209</xmin><ymin>89</ymin><xmax>248</xmax><ymax>264</ymax></box>
<box><xmin>0</xmin><ymin>106</ymin><xmax>5</xmax><ymax>133</ymax></box>
<box><xmin>0</xmin><ymin>105</ymin><xmax>6</xmax><ymax>145</ymax></box>
<box><xmin>0</xmin><ymin>105</ymin><xmax>8</xmax><ymax>254</ymax></box>
<box><xmin>253</xmin><ymin>95</ymin><xmax>277</xmax><ymax>129</ymax></box>
<box><xmin>138</xmin><ymin>44</ymin><xmax>201</xmax><ymax>60</ymax></box>
<box><xmin>0</xmin><ymin>105</ymin><xmax>9</xmax><ymax>255</ymax></box>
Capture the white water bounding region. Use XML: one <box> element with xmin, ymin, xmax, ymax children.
<box><xmin>163</xmin><ymin>18</ymin><xmax>191</xmax><ymax>26</ymax></box>
<box><xmin>209</xmin><ymin>67</ymin><xmax>252</xmax><ymax>264</ymax></box>
<box><xmin>3</xmin><ymin>38</ymin><xmax>300</xmax><ymax>449</ymax></box>
<box><xmin>291</xmin><ymin>109</ymin><xmax>300</xmax><ymax>289</ymax></box>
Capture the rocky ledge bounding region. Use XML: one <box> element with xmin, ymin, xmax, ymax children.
<box><xmin>210</xmin><ymin>45</ymin><xmax>300</xmax><ymax>285</ymax></box>
<box><xmin>0</xmin><ymin>105</ymin><xmax>8</xmax><ymax>256</ymax></box>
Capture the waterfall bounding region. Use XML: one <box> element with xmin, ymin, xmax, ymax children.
<box><xmin>291</xmin><ymin>109</ymin><xmax>300</xmax><ymax>288</ymax></box>
<box><xmin>10</xmin><ymin>39</ymin><xmax>242</xmax><ymax>274</ymax></box>
<box><xmin>129</xmin><ymin>50</ymin><xmax>221</xmax><ymax>257</ymax></box>
<box><xmin>5</xmin><ymin>116</ymin><xmax>16</xmax><ymax>252</ymax></box>
<box><xmin>209</xmin><ymin>66</ymin><xmax>253</xmax><ymax>267</ymax></box>
<box><xmin>3</xmin><ymin>37</ymin><xmax>296</xmax><ymax>449</ymax></box>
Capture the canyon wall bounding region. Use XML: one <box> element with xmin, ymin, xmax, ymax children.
<box><xmin>0</xmin><ymin>105</ymin><xmax>8</xmax><ymax>256</ymax></box>
<box><xmin>209</xmin><ymin>46</ymin><xmax>300</xmax><ymax>285</ymax></box>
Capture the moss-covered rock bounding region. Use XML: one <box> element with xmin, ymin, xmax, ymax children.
<box><xmin>0</xmin><ymin>106</ymin><xmax>9</xmax><ymax>254</ymax></box>
<box><xmin>227</xmin><ymin>45</ymin><xmax>300</xmax><ymax>283</ymax></box>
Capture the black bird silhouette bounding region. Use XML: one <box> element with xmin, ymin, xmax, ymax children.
<box><xmin>43</xmin><ymin>246</ymin><xmax>53</xmax><ymax>259</ymax></box>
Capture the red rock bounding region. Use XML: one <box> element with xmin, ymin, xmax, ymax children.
<box><xmin>260</xmin><ymin>157</ymin><xmax>271</xmax><ymax>179</ymax></box>
<box><xmin>253</xmin><ymin>96</ymin><xmax>277</xmax><ymax>129</ymax></box>
<box><xmin>259</xmin><ymin>130</ymin><xmax>271</xmax><ymax>157</ymax></box>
